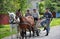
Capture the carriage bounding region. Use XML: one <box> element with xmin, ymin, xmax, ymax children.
<box><xmin>8</xmin><ymin>12</ymin><xmax>47</xmax><ymax>39</ymax></box>
<box><xmin>9</xmin><ymin>13</ymin><xmax>39</xmax><ymax>39</ymax></box>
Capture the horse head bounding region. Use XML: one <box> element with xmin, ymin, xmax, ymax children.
<box><xmin>8</xmin><ymin>12</ymin><xmax>15</xmax><ymax>18</ymax></box>
<box><xmin>8</xmin><ymin>12</ymin><xmax>20</xmax><ymax>24</ymax></box>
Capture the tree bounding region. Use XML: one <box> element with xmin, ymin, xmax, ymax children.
<box><xmin>0</xmin><ymin>0</ymin><xmax>29</xmax><ymax>14</ymax></box>
<box><xmin>19</xmin><ymin>0</ymin><xmax>28</xmax><ymax>14</ymax></box>
<box><xmin>39</xmin><ymin>1</ymin><xmax>45</xmax><ymax>14</ymax></box>
<box><xmin>44</xmin><ymin>0</ymin><xmax>56</xmax><ymax>12</ymax></box>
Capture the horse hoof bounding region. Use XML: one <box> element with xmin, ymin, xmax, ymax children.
<box><xmin>32</xmin><ymin>35</ymin><xmax>35</xmax><ymax>37</ymax></box>
<box><xmin>37</xmin><ymin>35</ymin><xmax>39</xmax><ymax>36</ymax></box>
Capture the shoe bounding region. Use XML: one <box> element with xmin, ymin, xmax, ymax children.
<box><xmin>45</xmin><ymin>33</ymin><xmax>48</xmax><ymax>36</ymax></box>
<box><xmin>45</xmin><ymin>34</ymin><xmax>48</xmax><ymax>36</ymax></box>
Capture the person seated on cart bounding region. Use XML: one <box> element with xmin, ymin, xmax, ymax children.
<box><xmin>31</xmin><ymin>9</ymin><xmax>40</xmax><ymax>23</ymax></box>
<box><xmin>25</xmin><ymin>10</ymin><xmax>34</xmax><ymax>26</ymax></box>
<box><xmin>40</xmin><ymin>8</ymin><xmax>53</xmax><ymax>36</ymax></box>
<box><xmin>31</xmin><ymin>9</ymin><xmax>40</xmax><ymax>36</ymax></box>
<box><xmin>25</xmin><ymin>10</ymin><xmax>32</xmax><ymax>17</ymax></box>
<box><xmin>25</xmin><ymin>10</ymin><xmax>32</xmax><ymax>21</ymax></box>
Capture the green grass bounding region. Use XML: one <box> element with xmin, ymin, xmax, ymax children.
<box><xmin>0</xmin><ymin>28</ymin><xmax>10</xmax><ymax>39</ymax></box>
<box><xmin>0</xmin><ymin>18</ymin><xmax>60</xmax><ymax>39</ymax></box>
<box><xmin>0</xmin><ymin>25</ymin><xmax>16</xmax><ymax>39</ymax></box>
<box><xmin>50</xmin><ymin>18</ymin><xmax>60</xmax><ymax>26</ymax></box>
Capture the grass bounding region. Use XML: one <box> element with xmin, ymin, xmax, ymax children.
<box><xmin>0</xmin><ymin>18</ymin><xmax>60</xmax><ymax>39</ymax></box>
<box><xmin>0</xmin><ymin>25</ymin><xmax>16</xmax><ymax>39</ymax></box>
<box><xmin>0</xmin><ymin>28</ymin><xmax>10</xmax><ymax>39</ymax></box>
<box><xmin>50</xmin><ymin>18</ymin><xmax>60</xmax><ymax>26</ymax></box>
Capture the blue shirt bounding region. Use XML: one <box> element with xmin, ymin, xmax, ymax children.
<box><xmin>43</xmin><ymin>12</ymin><xmax>53</xmax><ymax>20</ymax></box>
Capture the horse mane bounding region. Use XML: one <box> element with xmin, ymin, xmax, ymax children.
<box><xmin>19</xmin><ymin>16</ymin><xmax>26</xmax><ymax>23</ymax></box>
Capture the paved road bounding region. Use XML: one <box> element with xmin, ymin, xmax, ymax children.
<box><xmin>2</xmin><ymin>26</ymin><xmax>60</xmax><ymax>39</ymax></box>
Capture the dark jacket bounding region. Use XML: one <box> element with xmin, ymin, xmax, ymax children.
<box><xmin>43</xmin><ymin>12</ymin><xmax>53</xmax><ymax>21</ymax></box>
<box><xmin>25</xmin><ymin>13</ymin><xmax>32</xmax><ymax>17</ymax></box>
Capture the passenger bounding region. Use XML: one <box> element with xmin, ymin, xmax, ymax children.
<box><xmin>25</xmin><ymin>10</ymin><xmax>32</xmax><ymax>17</ymax></box>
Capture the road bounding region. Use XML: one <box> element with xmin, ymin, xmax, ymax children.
<box><xmin>2</xmin><ymin>26</ymin><xmax>60</xmax><ymax>39</ymax></box>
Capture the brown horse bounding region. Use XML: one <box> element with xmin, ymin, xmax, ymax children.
<box><xmin>16</xmin><ymin>9</ymin><xmax>39</xmax><ymax>39</ymax></box>
<box><xmin>16</xmin><ymin>10</ymin><xmax>38</xmax><ymax>39</ymax></box>
<box><xmin>18</xmin><ymin>15</ymin><xmax>35</xmax><ymax>39</ymax></box>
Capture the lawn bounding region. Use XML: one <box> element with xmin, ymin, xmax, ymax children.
<box><xmin>50</xmin><ymin>18</ymin><xmax>60</xmax><ymax>26</ymax></box>
<box><xmin>0</xmin><ymin>25</ymin><xmax>16</xmax><ymax>39</ymax></box>
<box><xmin>0</xmin><ymin>18</ymin><xmax>60</xmax><ymax>39</ymax></box>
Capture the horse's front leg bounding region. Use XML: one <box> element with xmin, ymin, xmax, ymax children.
<box><xmin>24</xmin><ymin>29</ymin><xmax>27</xmax><ymax>39</ymax></box>
<box><xmin>20</xmin><ymin>29</ymin><xmax>25</xmax><ymax>39</ymax></box>
<box><xmin>28</xmin><ymin>26</ymin><xmax>32</xmax><ymax>37</ymax></box>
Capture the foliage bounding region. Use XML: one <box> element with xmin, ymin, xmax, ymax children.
<box><xmin>0</xmin><ymin>0</ymin><xmax>29</xmax><ymax>14</ymax></box>
<box><xmin>44</xmin><ymin>0</ymin><xmax>52</xmax><ymax>8</ymax></box>
<box><xmin>39</xmin><ymin>1</ymin><xmax>45</xmax><ymax>14</ymax></box>
<box><xmin>0</xmin><ymin>0</ymin><xmax>18</xmax><ymax>14</ymax></box>
<box><xmin>39</xmin><ymin>0</ymin><xmax>57</xmax><ymax>14</ymax></box>
<box><xmin>44</xmin><ymin>0</ymin><xmax>56</xmax><ymax>12</ymax></box>
<box><xmin>50</xmin><ymin>3</ymin><xmax>56</xmax><ymax>12</ymax></box>
<box><xmin>19</xmin><ymin>0</ymin><xmax>28</xmax><ymax>14</ymax></box>
<box><xmin>56</xmin><ymin>7</ymin><xmax>60</xmax><ymax>13</ymax></box>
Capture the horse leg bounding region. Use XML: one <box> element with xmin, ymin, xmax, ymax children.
<box><xmin>28</xmin><ymin>28</ymin><xmax>31</xmax><ymax>37</ymax></box>
<box><xmin>25</xmin><ymin>29</ymin><xmax>27</xmax><ymax>39</ymax></box>
<box><xmin>28</xmin><ymin>25</ymin><xmax>32</xmax><ymax>37</ymax></box>
<box><xmin>32</xmin><ymin>27</ymin><xmax>35</xmax><ymax>37</ymax></box>
<box><xmin>19</xmin><ymin>31</ymin><xmax>21</xmax><ymax>39</ymax></box>
<box><xmin>19</xmin><ymin>29</ymin><xmax>23</xmax><ymax>39</ymax></box>
<box><xmin>21</xmin><ymin>29</ymin><xmax>25</xmax><ymax>39</ymax></box>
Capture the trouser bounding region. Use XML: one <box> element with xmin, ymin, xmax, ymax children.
<box><xmin>10</xmin><ymin>24</ymin><xmax>19</xmax><ymax>39</ymax></box>
<box><xmin>34</xmin><ymin>18</ymin><xmax>38</xmax><ymax>30</ymax></box>
<box><xmin>34</xmin><ymin>18</ymin><xmax>38</xmax><ymax>21</ymax></box>
<box><xmin>40</xmin><ymin>19</ymin><xmax>50</xmax><ymax>34</ymax></box>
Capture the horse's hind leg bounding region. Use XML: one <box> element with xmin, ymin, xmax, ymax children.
<box><xmin>29</xmin><ymin>28</ymin><xmax>31</xmax><ymax>37</ymax></box>
<box><xmin>28</xmin><ymin>25</ymin><xmax>32</xmax><ymax>37</ymax></box>
<box><xmin>32</xmin><ymin>27</ymin><xmax>35</xmax><ymax>37</ymax></box>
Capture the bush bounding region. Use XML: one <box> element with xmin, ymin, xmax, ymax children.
<box><xmin>39</xmin><ymin>1</ymin><xmax>45</xmax><ymax>14</ymax></box>
<box><xmin>56</xmin><ymin>7</ymin><xmax>60</xmax><ymax>13</ymax></box>
<box><xmin>39</xmin><ymin>0</ymin><xmax>56</xmax><ymax>14</ymax></box>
